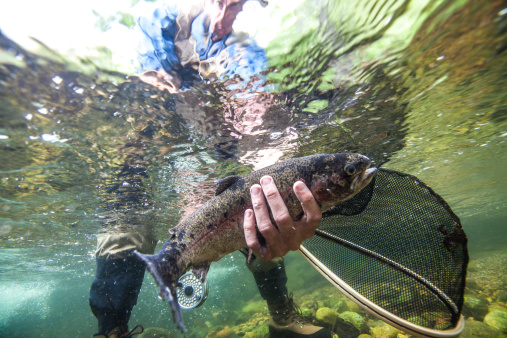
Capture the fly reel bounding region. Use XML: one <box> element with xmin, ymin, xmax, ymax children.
<box><xmin>176</xmin><ymin>272</ymin><xmax>209</xmax><ymax>309</ymax></box>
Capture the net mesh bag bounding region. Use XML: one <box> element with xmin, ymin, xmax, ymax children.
<box><xmin>300</xmin><ymin>169</ymin><xmax>468</xmax><ymax>337</ymax></box>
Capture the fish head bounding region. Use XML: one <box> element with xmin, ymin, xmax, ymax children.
<box><xmin>311</xmin><ymin>153</ymin><xmax>377</xmax><ymax>211</ymax></box>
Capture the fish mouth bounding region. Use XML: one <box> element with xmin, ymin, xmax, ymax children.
<box><xmin>350</xmin><ymin>166</ymin><xmax>377</xmax><ymax>191</ymax></box>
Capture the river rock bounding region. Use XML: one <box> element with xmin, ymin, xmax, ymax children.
<box><xmin>332</xmin><ymin>317</ymin><xmax>360</xmax><ymax>338</ymax></box>
<box><xmin>216</xmin><ymin>326</ymin><xmax>233</xmax><ymax>338</ymax></box>
<box><xmin>316</xmin><ymin>307</ymin><xmax>339</xmax><ymax>326</ymax></box>
<box><xmin>460</xmin><ymin>318</ymin><xmax>503</xmax><ymax>337</ymax></box>
<box><xmin>300</xmin><ymin>307</ymin><xmax>313</xmax><ymax>319</ymax></box>
<box><xmin>242</xmin><ymin>301</ymin><xmax>266</xmax><ymax>313</ymax></box>
<box><xmin>462</xmin><ymin>295</ymin><xmax>489</xmax><ymax>320</ymax></box>
<box><xmin>339</xmin><ymin>311</ymin><xmax>365</xmax><ymax>330</ymax></box>
<box><xmin>333</xmin><ymin>300</ymin><xmax>350</xmax><ymax>313</ymax></box>
<box><xmin>243</xmin><ymin>333</ymin><xmax>259</xmax><ymax>338</ymax></box>
<box><xmin>251</xmin><ymin>322</ymin><xmax>269</xmax><ymax>338</ymax></box>
<box><xmin>369</xmin><ymin>323</ymin><xmax>399</xmax><ymax>338</ymax></box>
<box><xmin>496</xmin><ymin>290</ymin><xmax>507</xmax><ymax>303</ymax></box>
<box><xmin>484</xmin><ymin>310</ymin><xmax>507</xmax><ymax>333</ymax></box>
<box><xmin>344</xmin><ymin>299</ymin><xmax>361</xmax><ymax>313</ymax></box>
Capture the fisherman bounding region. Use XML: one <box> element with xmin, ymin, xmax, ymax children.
<box><xmin>89</xmin><ymin>1</ymin><xmax>332</xmax><ymax>337</ymax></box>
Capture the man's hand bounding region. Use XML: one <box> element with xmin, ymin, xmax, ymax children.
<box><xmin>243</xmin><ymin>175</ymin><xmax>322</xmax><ymax>261</ymax></box>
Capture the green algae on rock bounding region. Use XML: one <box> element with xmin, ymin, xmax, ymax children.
<box><xmin>369</xmin><ymin>323</ymin><xmax>400</xmax><ymax>338</ymax></box>
<box><xmin>339</xmin><ymin>311</ymin><xmax>365</xmax><ymax>330</ymax></box>
<box><xmin>315</xmin><ymin>307</ymin><xmax>339</xmax><ymax>326</ymax></box>
<box><xmin>484</xmin><ymin>310</ymin><xmax>507</xmax><ymax>334</ymax></box>
<box><xmin>241</xmin><ymin>301</ymin><xmax>266</xmax><ymax>314</ymax></box>
<box><xmin>459</xmin><ymin>318</ymin><xmax>504</xmax><ymax>337</ymax></box>
<box><xmin>463</xmin><ymin>294</ymin><xmax>490</xmax><ymax>320</ymax></box>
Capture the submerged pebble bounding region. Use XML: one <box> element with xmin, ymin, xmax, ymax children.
<box><xmin>241</xmin><ymin>301</ymin><xmax>266</xmax><ymax>313</ymax></box>
<box><xmin>369</xmin><ymin>323</ymin><xmax>399</xmax><ymax>338</ymax></box>
<box><xmin>214</xmin><ymin>325</ymin><xmax>233</xmax><ymax>338</ymax></box>
<box><xmin>483</xmin><ymin>310</ymin><xmax>507</xmax><ymax>334</ymax></box>
<box><xmin>338</xmin><ymin>311</ymin><xmax>365</xmax><ymax>330</ymax></box>
<box><xmin>463</xmin><ymin>295</ymin><xmax>490</xmax><ymax>320</ymax></box>
<box><xmin>459</xmin><ymin>318</ymin><xmax>503</xmax><ymax>337</ymax></box>
<box><xmin>243</xmin><ymin>332</ymin><xmax>259</xmax><ymax>338</ymax></box>
<box><xmin>496</xmin><ymin>290</ymin><xmax>507</xmax><ymax>303</ymax></box>
<box><xmin>315</xmin><ymin>307</ymin><xmax>339</xmax><ymax>326</ymax></box>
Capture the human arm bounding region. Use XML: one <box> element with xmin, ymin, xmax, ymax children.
<box><xmin>243</xmin><ymin>175</ymin><xmax>322</xmax><ymax>261</ymax></box>
<box><xmin>136</xmin><ymin>3</ymin><xmax>183</xmax><ymax>91</ymax></box>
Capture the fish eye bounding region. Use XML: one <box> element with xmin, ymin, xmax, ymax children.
<box><xmin>346</xmin><ymin>164</ymin><xmax>356</xmax><ymax>176</ymax></box>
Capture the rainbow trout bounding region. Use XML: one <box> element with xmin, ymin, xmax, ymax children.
<box><xmin>135</xmin><ymin>153</ymin><xmax>376</xmax><ymax>332</ymax></box>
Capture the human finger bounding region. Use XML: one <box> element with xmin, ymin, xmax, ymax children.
<box><xmin>294</xmin><ymin>180</ymin><xmax>322</xmax><ymax>240</ymax></box>
<box><xmin>259</xmin><ymin>175</ymin><xmax>303</xmax><ymax>252</ymax></box>
<box><xmin>259</xmin><ymin>176</ymin><xmax>294</xmax><ymax>255</ymax></box>
<box><xmin>243</xmin><ymin>209</ymin><xmax>262</xmax><ymax>256</ymax></box>
<box><xmin>250</xmin><ymin>184</ymin><xmax>283</xmax><ymax>257</ymax></box>
<box><xmin>244</xmin><ymin>207</ymin><xmax>273</xmax><ymax>260</ymax></box>
<box><xmin>259</xmin><ymin>176</ymin><xmax>294</xmax><ymax>234</ymax></box>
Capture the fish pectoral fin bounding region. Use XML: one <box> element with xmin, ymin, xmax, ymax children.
<box><xmin>214</xmin><ymin>175</ymin><xmax>241</xmax><ymax>195</ymax></box>
<box><xmin>192</xmin><ymin>262</ymin><xmax>211</xmax><ymax>282</ymax></box>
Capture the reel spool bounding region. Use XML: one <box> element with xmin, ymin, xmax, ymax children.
<box><xmin>176</xmin><ymin>272</ymin><xmax>209</xmax><ymax>309</ymax></box>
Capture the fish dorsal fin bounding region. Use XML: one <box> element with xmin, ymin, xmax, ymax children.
<box><xmin>214</xmin><ymin>175</ymin><xmax>241</xmax><ymax>195</ymax></box>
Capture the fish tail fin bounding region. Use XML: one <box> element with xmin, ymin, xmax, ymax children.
<box><xmin>134</xmin><ymin>250</ymin><xmax>186</xmax><ymax>333</ymax></box>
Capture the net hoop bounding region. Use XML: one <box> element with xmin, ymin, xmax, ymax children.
<box><xmin>299</xmin><ymin>246</ymin><xmax>465</xmax><ymax>338</ymax></box>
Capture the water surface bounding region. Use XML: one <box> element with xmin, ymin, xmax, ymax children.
<box><xmin>0</xmin><ymin>0</ymin><xmax>506</xmax><ymax>336</ymax></box>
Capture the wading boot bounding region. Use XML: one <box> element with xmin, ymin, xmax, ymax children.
<box><xmin>245</xmin><ymin>253</ymin><xmax>332</xmax><ymax>338</ymax></box>
<box><xmin>268</xmin><ymin>295</ymin><xmax>332</xmax><ymax>338</ymax></box>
